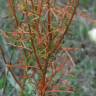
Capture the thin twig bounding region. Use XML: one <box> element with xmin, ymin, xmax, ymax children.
<box><xmin>24</xmin><ymin>0</ymin><xmax>43</xmax><ymax>71</ymax></box>
<box><xmin>7</xmin><ymin>43</ymin><xmax>32</xmax><ymax>52</ymax></box>
<box><xmin>8</xmin><ymin>0</ymin><xmax>19</xmax><ymax>26</ymax></box>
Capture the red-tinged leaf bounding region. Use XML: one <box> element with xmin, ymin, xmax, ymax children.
<box><xmin>52</xmin><ymin>85</ymin><xmax>60</xmax><ymax>89</ymax></box>
<box><xmin>60</xmin><ymin>47</ymin><xmax>79</xmax><ymax>51</ymax></box>
<box><xmin>17</xmin><ymin>75</ymin><xmax>32</xmax><ymax>79</ymax></box>
<box><xmin>38</xmin><ymin>35</ymin><xmax>43</xmax><ymax>46</ymax></box>
<box><xmin>47</xmin><ymin>89</ymin><xmax>63</xmax><ymax>93</ymax></box>
<box><xmin>66</xmin><ymin>86</ymin><xmax>74</xmax><ymax>92</ymax></box>
<box><xmin>56</xmin><ymin>63</ymin><xmax>64</xmax><ymax>72</ymax></box>
<box><xmin>12</xmin><ymin>32</ymin><xmax>18</xmax><ymax>36</ymax></box>
<box><xmin>47</xmin><ymin>89</ymin><xmax>73</xmax><ymax>93</ymax></box>
<box><xmin>7</xmin><ymin>64</ymin><xmax>38</xmax><ymax>69</ymax></box>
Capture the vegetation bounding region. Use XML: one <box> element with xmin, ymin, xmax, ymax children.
<box><xmin>0</xmin><ymin>0</ymin><xmax>96</xmax><ymax>96</ymax></box>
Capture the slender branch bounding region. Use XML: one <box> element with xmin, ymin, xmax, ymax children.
<box><xmin>47</xmin><ymin>0</ymin><xmax>52</xmax><ymax>42</ymax></box>
<box><xmin>24</xmin><ymin>0</ymin><xmax>43</xmax><ymax>71</ymax></box>
<box><xmin>65</xmin><ymin>51</ymin><xmax>76</xmax><ymax>67</ymax></box>
<box><xmin>48</xmin><ymin>0</ymin><xmax>79</xmax><ymax>57</ymax></box>
<box><xmin>8</xmin><ymin>0</ymin><xmax>19</xmax><ymax>26</ymax></box>
<box><xmin>30</xmin><ymin>0</ymin><xmax>34</xmax><ymax>10</ymax></box>
<box><xmin>36</xmin><ymin>0</ymin><xmax>43</xmax><ymax>36</ymax></box>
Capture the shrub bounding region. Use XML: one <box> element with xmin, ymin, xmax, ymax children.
<box><xmin>0</xmin><ymin>0</ymin><xmax>79</xmax><ymax>96</ymax></box>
